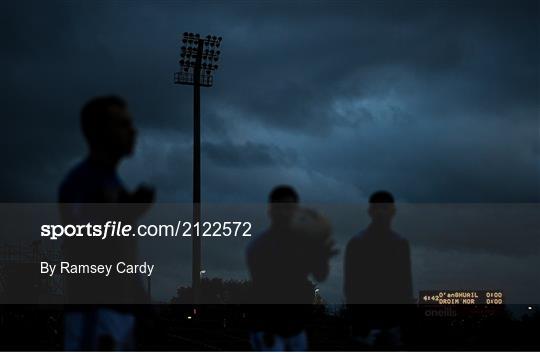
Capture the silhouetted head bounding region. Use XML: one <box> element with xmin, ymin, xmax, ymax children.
<box><xmin>81</xmin><ymin>95</ymin><xmax>136</xmax><ymax>160</ymax></box>
<box><xmin>268</xmin><ymin>185</ymin><xmax>299</xmax><ymax>226</ymax></box>
<box><xmin>368</xmin><ymin>190</ymin><xmax>396</xmax><ymax>226</ymax></box>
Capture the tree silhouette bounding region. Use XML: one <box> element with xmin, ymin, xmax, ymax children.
<box><xmin>171</xmin><ymin>277</ymin><xmax>253</xmax><ymax>304</ymax></box>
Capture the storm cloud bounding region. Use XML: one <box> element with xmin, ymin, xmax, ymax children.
<box><xmin>1</xmin><ymin>0</ymin><xmax>538</xmax><ymax>203</ymax></box>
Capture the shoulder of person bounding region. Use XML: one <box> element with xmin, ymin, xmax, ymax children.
<box><xmin>246</xmin><ymin>230</ymin><xmax>269</xmax><ymax>256</ymax></box>
<box><xmin>346</xmin><ymin>231</ymin><xmax>367</xmax><ymax>248</ymax></box>
<box><xmin>391</xmin><ymin>231</ymin><xmax>410</xmax><ymax>247</ymax></box>
<box><xmin>58</xmin><ymin>160</ymin><xmax>93</xmax><ymax>202</ymax></box>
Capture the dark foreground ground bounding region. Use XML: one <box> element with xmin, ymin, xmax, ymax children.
<box><xmin>1</xmin><ymin>304</ymin><xmax>539</xmax><ymax>351</ymax></box>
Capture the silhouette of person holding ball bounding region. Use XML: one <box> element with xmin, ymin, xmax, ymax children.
<box><xmin>247</xmin><ymin>185</ymin><xmax>337</xmax><ymax>351</ymax></box>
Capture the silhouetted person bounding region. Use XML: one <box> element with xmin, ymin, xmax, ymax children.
<box><xmin>344</xmin><ymin>190</ymin><xmax>413</xmax><ymax>346</ymax></box>
<box><xmin>59</xmin><ymin>95</ymin><xmax>154</xmax><ymax>350</ymax></box>
<box><xmin>246</xmin><ymin>185</ymin><xmax>336</xmax><ymax>351</ymax></box>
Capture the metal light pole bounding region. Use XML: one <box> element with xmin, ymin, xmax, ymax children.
<box><xmin>174</xmin><ymin>32</ymin><xmax>222</xmax><ymax>303</ymax></box>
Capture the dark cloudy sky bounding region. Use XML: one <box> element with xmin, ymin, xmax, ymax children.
<box><xmin>1</xmin><ymin>0</ymin><xmax>538</xmax><ymax>203</ymax></box>
<box><xmin>1</xmin><ymin>0</ymin><xmax>539</xmax><ymax>304</ymax></box>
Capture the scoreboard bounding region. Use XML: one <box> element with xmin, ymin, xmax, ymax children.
<box><xmin>419</xmin><ymin>290</ymin><xmax>504</xmax><ymax>305</ymax></box>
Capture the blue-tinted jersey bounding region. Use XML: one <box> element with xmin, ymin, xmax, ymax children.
<box><xmin>59</xmin><ymin>158</ymin><xmax>128</xmax><ymax>203</ymax></box>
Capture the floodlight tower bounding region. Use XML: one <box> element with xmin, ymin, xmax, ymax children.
<box><xmin>174</xmin><ymin>32</ymin><xmax>222</xmax><ymax>303</ymax></box>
